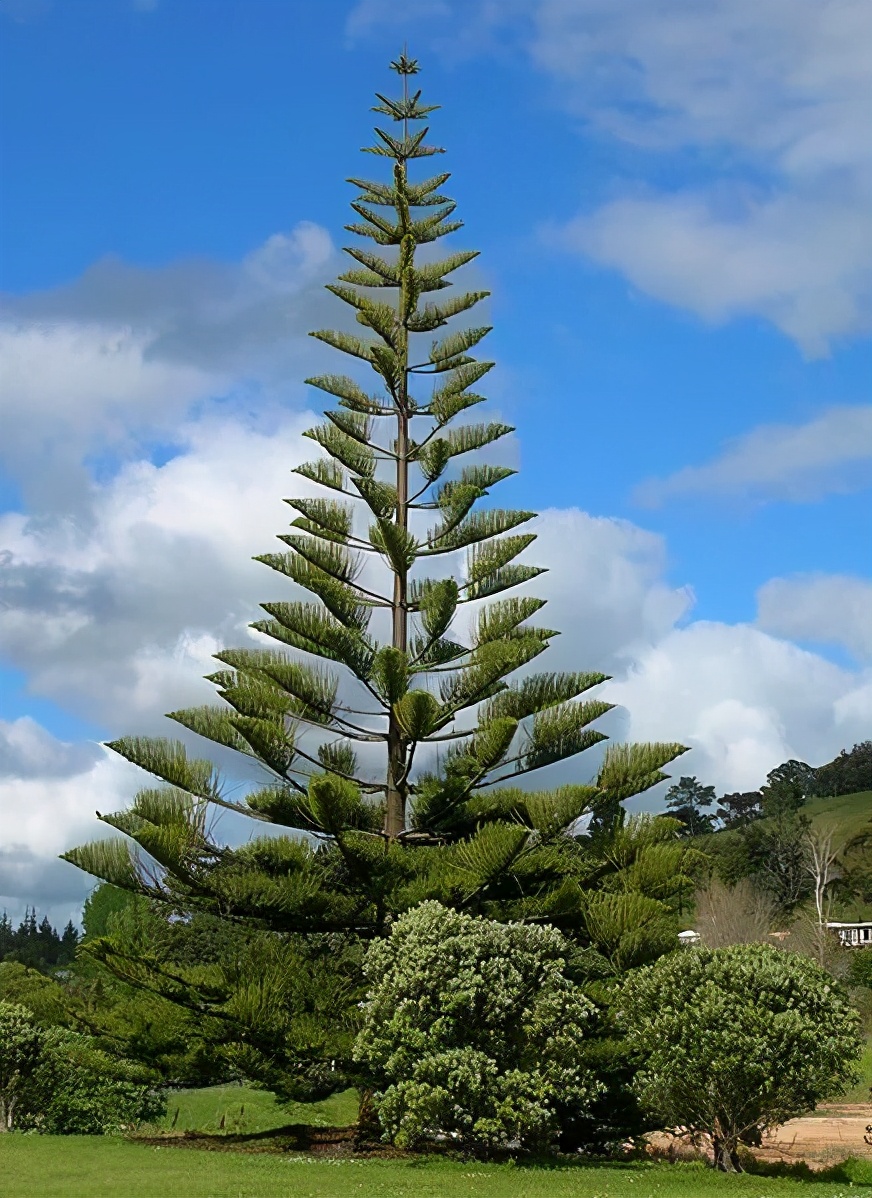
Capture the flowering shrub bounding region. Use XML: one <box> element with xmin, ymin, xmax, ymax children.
<box><xmin>355</xmin><ymin>902</ymin><xmax>601</xmax><ymax>1152</ymax></box>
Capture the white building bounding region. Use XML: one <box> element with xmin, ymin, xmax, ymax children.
<box><xmin>827</xmin><ymin>921</ymin><xmax>872</xmax><ymax>947</ymax></box>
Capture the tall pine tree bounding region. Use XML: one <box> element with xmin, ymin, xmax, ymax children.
<box><xmin>64</xmin><ymin>55</ymin><xmax>686</xmax><ymax>1009</ymax></box>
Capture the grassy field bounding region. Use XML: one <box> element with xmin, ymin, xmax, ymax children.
<box><xmin>804</xmin><ymin>791</ymin><xmax>872</xmax><ymax>848</ymax></box>
<box><xmin>156</xmin><ymin>1082</ymin><xmax>358</xmax><ymax>1134</ymax></box>
<box><xmin>3</xmin><ymin>1135</ymin><xmax>872</xmax><ymax>1198</ymax></box>
<box><xmin>832</xmin><ymin>1038</ymin><xmax>872</xmax><ymax>1105</ymax></box>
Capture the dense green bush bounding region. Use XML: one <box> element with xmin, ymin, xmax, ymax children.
<box><xmin>355</xmin><ymin>901</ymin><xmax>600</xmax><ymax>1152</ymax></box>
<box><xmin>617</xmin><ymin>944</ymin><xmax>862</xmax><ymax>1171</ymax></box>
<box><xmin>0</xmin><ymin>1001</ymin><xmax>44</xmax><ymax>1131</ymax></box>
<box><xmin>0</xmin><ymin>1000</ymin><xmax>163</xmax><ymax>1134</ymax></box>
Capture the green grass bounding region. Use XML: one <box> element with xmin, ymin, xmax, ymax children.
<box><xmin>156</xmin><ymin>1082</ymin><xmax>358</xmax><ymax>1134</ymax></box>
<box><xmin>835</xmin><ymin>1038</ymin><xmax>872</xmax><ymax>1105</ymax></box>
<box><xmin>2</xmin><ymin>1136</ymin><xmax>872</xmax><ymax>1198</ymax></box>
<box><xmin>803</xmin><ymin>791</ymin><xmax>872</xmax><ymax>849</ymax></box>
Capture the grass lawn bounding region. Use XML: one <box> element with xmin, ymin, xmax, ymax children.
<box><xmin>3</xmin><ymin>1136</ymin><xmax>872</xmax><ymax>1198</ymax></box>
<box><xmin>804</xmin><ymin>791</ymin><xmax>872</xmax><ymax>850</ymax></box>
<box><xmin>155</xmin><ymin>1082</ymin><xmax>358</xmax><ymax>1135</ymax></box>
<box><xmin>834</xmin><ymin>1037</ymin><xmax>872</xmax><ymax>1105</ymax></box>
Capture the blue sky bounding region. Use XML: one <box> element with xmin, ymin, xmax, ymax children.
<box><xmin>1</xmin><ymin>0</ymin><xmax>870</xmax><ymax>924</ymax></box>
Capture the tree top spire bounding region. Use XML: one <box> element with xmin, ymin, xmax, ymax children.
<box><xmin>390</xmin><ymin>51</ymin><xmax>419</xmax><ymax>76</ymax></box>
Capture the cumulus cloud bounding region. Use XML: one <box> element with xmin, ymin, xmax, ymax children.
<box><xmin>348</xmin><ymin>0</ymin><xmax>872</xmax><ymax>351</ymax></box>
<box><xmin>604</xmin><ymin>622</ymin><xmax>872</xmax><ymax>792</ymax></box>
<box><xmin>0</xmin><ymin>414</ymin><xmax>321</xmax><ymax>728</ymax></box>
<box><xmin>0</xmin><ymin>737</ymin><xmax>136</xmax><ymax>927</ymax></box>
<box><xmin>0</xmin><ymin>222</ymin><xmax>339</xmax><ymax>506</ymax></box>
<box><xmin>0</xmin><ymin>716</ymin><xmax>102</xmax><ymax>779</ymax></box>
<box><xmin>534</xmin><ymin>0</ymin><xmax>872</xmax><ymax>352</ymax></box>
<box><xmin>560</xmin><ymin>194</ymin><xmax>872</xmax><ymax>355</ymax></box>
<box><xmin>756</xmin><ymin>573</ymin><xmax>872</xmax><ymax>662</ymax></box>
<box><xmin>632</xmin><ymin>405</ymin><xmax>872</xmax><ymax>506</ymax></box>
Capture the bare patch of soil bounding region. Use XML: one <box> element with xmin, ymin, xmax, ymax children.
<box><xmin>646</xmin><ymin>1105</ymin><xmax>872</xmax><ymax>1171</ymax></box>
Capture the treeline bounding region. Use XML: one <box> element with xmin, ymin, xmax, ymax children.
<box><xmin>662</xmin><ymin>741</ymin><xmax>872</xmax><ymax>916</ymax></box>
<box><xmin>0</xmin><ymin>910</ymin><xmax>80</xmax><ymax>973</ymax></box>
<box><xmin>665</xmin><ymin>741</ymin><xmax>871</xmax><ymax>836</ymax></box>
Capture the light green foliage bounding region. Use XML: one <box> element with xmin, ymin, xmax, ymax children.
<box><xmin>0</xmin><ymin>1000</ymin><xmax>162</xmax><ymax>1135</ymax></box>
<box><xmin>18</xmin><ymin>1027</ymin><xmax>164</xmax><ymax>1134</ymax></box>
<box><xmin>0</xmin><ymin>1001</ymin><xmax>45</xmax><ymax>1130</ymax></box>
<box><xmin>618</xmin><ymin>944</ymin><xmax>863</xmax><ymax>1171</ymax></box>
<box><xmin>355</xmin><ymin>902</ymin><xmax>600</xmax><ymax>1151</ymax></box>
<box><xmin>0</xmin><ymin>962</ymin><xmax>73</xmax><ymax>1028</ymax></box>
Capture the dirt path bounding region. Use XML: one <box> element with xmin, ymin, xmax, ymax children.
<box><xmin>757</xmin><ymin>1104</ymin><xmax>872</xmax><ymax>1167</ymax></box>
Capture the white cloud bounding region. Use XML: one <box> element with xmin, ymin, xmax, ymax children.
<box><xmin>604</xmin><ymin>622</ymin><xmax>872</xmax><ymax>792</ymax></box>
<box><xmin>0</xmin><ymin>414</ymin><xmax>320</xmax><ymax>728</ymax></box>
<box><xmin>756</xmin><ymin>573</ymin><xmax>872</xmax><ymax>661</ymax></box>
<box><xmin>632</xmin><ymin>405</ymin><xmax>872</xmax><ymax>506</ymax></box>
<box><xmin>0</xmin><ymin>716</ymin><xmax>101</xmax><ymax>779</ymax></box>
<box><xmin>348</xmin><ymin>0</ymin><xmax>872</xmax><ymax>350</ymax></box>
<box><xmin>534</xmin><ymin>0</ymin><xmax>872</xmax><ymax>352</ymax></box>
<box><xmin>0</xmin><ymin>223</ymin><xmax>339</xmax><ymax>507</ymax></box>
<box><xmin>559</xmin><ymin>193</ymin><xmax>872</xmax><ymax>355</ymax></box>
<box><xmin>0</xmin><ymin>739</ymin><xmax>136</xmax><ymax>927</ymax></box>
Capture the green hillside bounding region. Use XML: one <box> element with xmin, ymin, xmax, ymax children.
<box><xmin>803</xmin><ymin>790</ymin><xmax>872</xmax><ymax>849</ymax></box>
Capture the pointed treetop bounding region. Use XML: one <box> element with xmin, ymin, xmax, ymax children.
<box><xmin>390</xmin><ymin>51</ymin><xmax>420</xmax><ymax>76</ymax></box>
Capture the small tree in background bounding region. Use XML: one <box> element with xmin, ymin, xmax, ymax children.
<box><xmin>693</xmin><ymin>878</ymin><xmax>776</xmax><ymax>947</ymax></box>
<box><xmin>715</xmin><ymin>790</ymin><xmax>761</xmax><ymax>829</ymax></box>
<box><xmin>664</xmin><ymin>776</ymin><xmax>716</xmax><ymax>837</ymax></box>
<box><xmin>355</xmin><ymin>901</ymin><xmax>600</xmax><ymax>1152</ymax></box>
<box><xmin>618</xmin><ymin>944</ymin><xmax>862</xmax><ymax>1171</ymax></box>
<box><xmin>61</xmin><ymin>57</ymin><xmax>686</xmax><ymax>1097</ymax></box>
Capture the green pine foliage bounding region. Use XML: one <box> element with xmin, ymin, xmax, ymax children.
<box><xmin>62</xmin><ymin>58</ymin><xmax>688</xmax><ymax>1085</ymax></box>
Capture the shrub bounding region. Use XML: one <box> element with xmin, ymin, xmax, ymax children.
<box><xmin>20</xmin><ymin>1028</ymin><xmax>164</xmax><ymax>1134</ymax></box>
<box><xmin>354</xmin><ymin>901</ymin><xmax>601</xmax><ymax>1153</ymax></box>
<box><xmin>0</xmin><ymin>1001</ymin><xmax>44</xmax><ymax>1131</ymax></box>
<box><xmin>618</xmin><ymin>943</ymin><xmax>862</xmax><ymax>1171</ymax></box>
<box><xmin>0</xmin><ymin>999</ymin><xmax>163</xmax><ymax>1134</ymax></box>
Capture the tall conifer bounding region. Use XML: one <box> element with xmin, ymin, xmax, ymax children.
<box><xmin>65</xmin><ymin>56</ymin><xmax>686</xmax><ymax>940</ymax></box>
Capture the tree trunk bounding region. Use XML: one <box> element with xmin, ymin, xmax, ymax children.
<box><xmin>712</xmin><ymin>1132</ymin><xmax>742</xmax><ymax>1172</ymax></box>
<box><xmin>384</xmin><ymin>155</ymin><xmax>411</xmax><ymax>842</ymax></box>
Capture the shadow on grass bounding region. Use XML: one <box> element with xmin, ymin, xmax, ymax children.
<box><xmin>133</xmin><ymin>1124</ymin><xmax>872</xmax><ymax>1187</ymax></box>
<box><xmin>740</xmin><ymin>1153</ymin><xmax>872</xmax><ymax>1186</ymax></box>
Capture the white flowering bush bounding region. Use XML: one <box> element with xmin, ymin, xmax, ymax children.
<box><xmin>354</xmin><ymin>901</ymin><xmax>601</xmax><ymax>1152</ymax></box>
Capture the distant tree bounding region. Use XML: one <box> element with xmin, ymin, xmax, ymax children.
<box><xmin>760</xmin><ymin>763</ymin><xmax>808</xmax><ymax>820</ymax></box>
<box><xmin>744</xmin><ymin>810</ymin><xmax>812</xmax><ymax>913</ymax></box>
<box><xmin>813</xmin><ymin>742</ymin><xmax>872</xmax><ymax>798</ymax></box>
<box><xmin>693</xmin><ymin>879</ymin><xmax>777</xmax><ymax>948</ymax></box>
<box><xmin>355</xmin><ymin>901</ymin><xmax>600</xmax><ymax>1152</ymax></box>
<box><xmin>664</xmin><ymin>776</ymin><xmax>716</xmax><ymax>836</ymax></box>
<box><xmin>619</xmin><ymin>945</ymin><xmax>862</xmax><ymax>1171</ymax></box>
<box><xmin>715</xmin><ymin>791</ymin><xmax>762</xmax><ymax>829</ymax></box>
<box><xmin>0</xmin><ymin>910</ymin><xmax>79</xmax><ymax>974</ymax></box>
